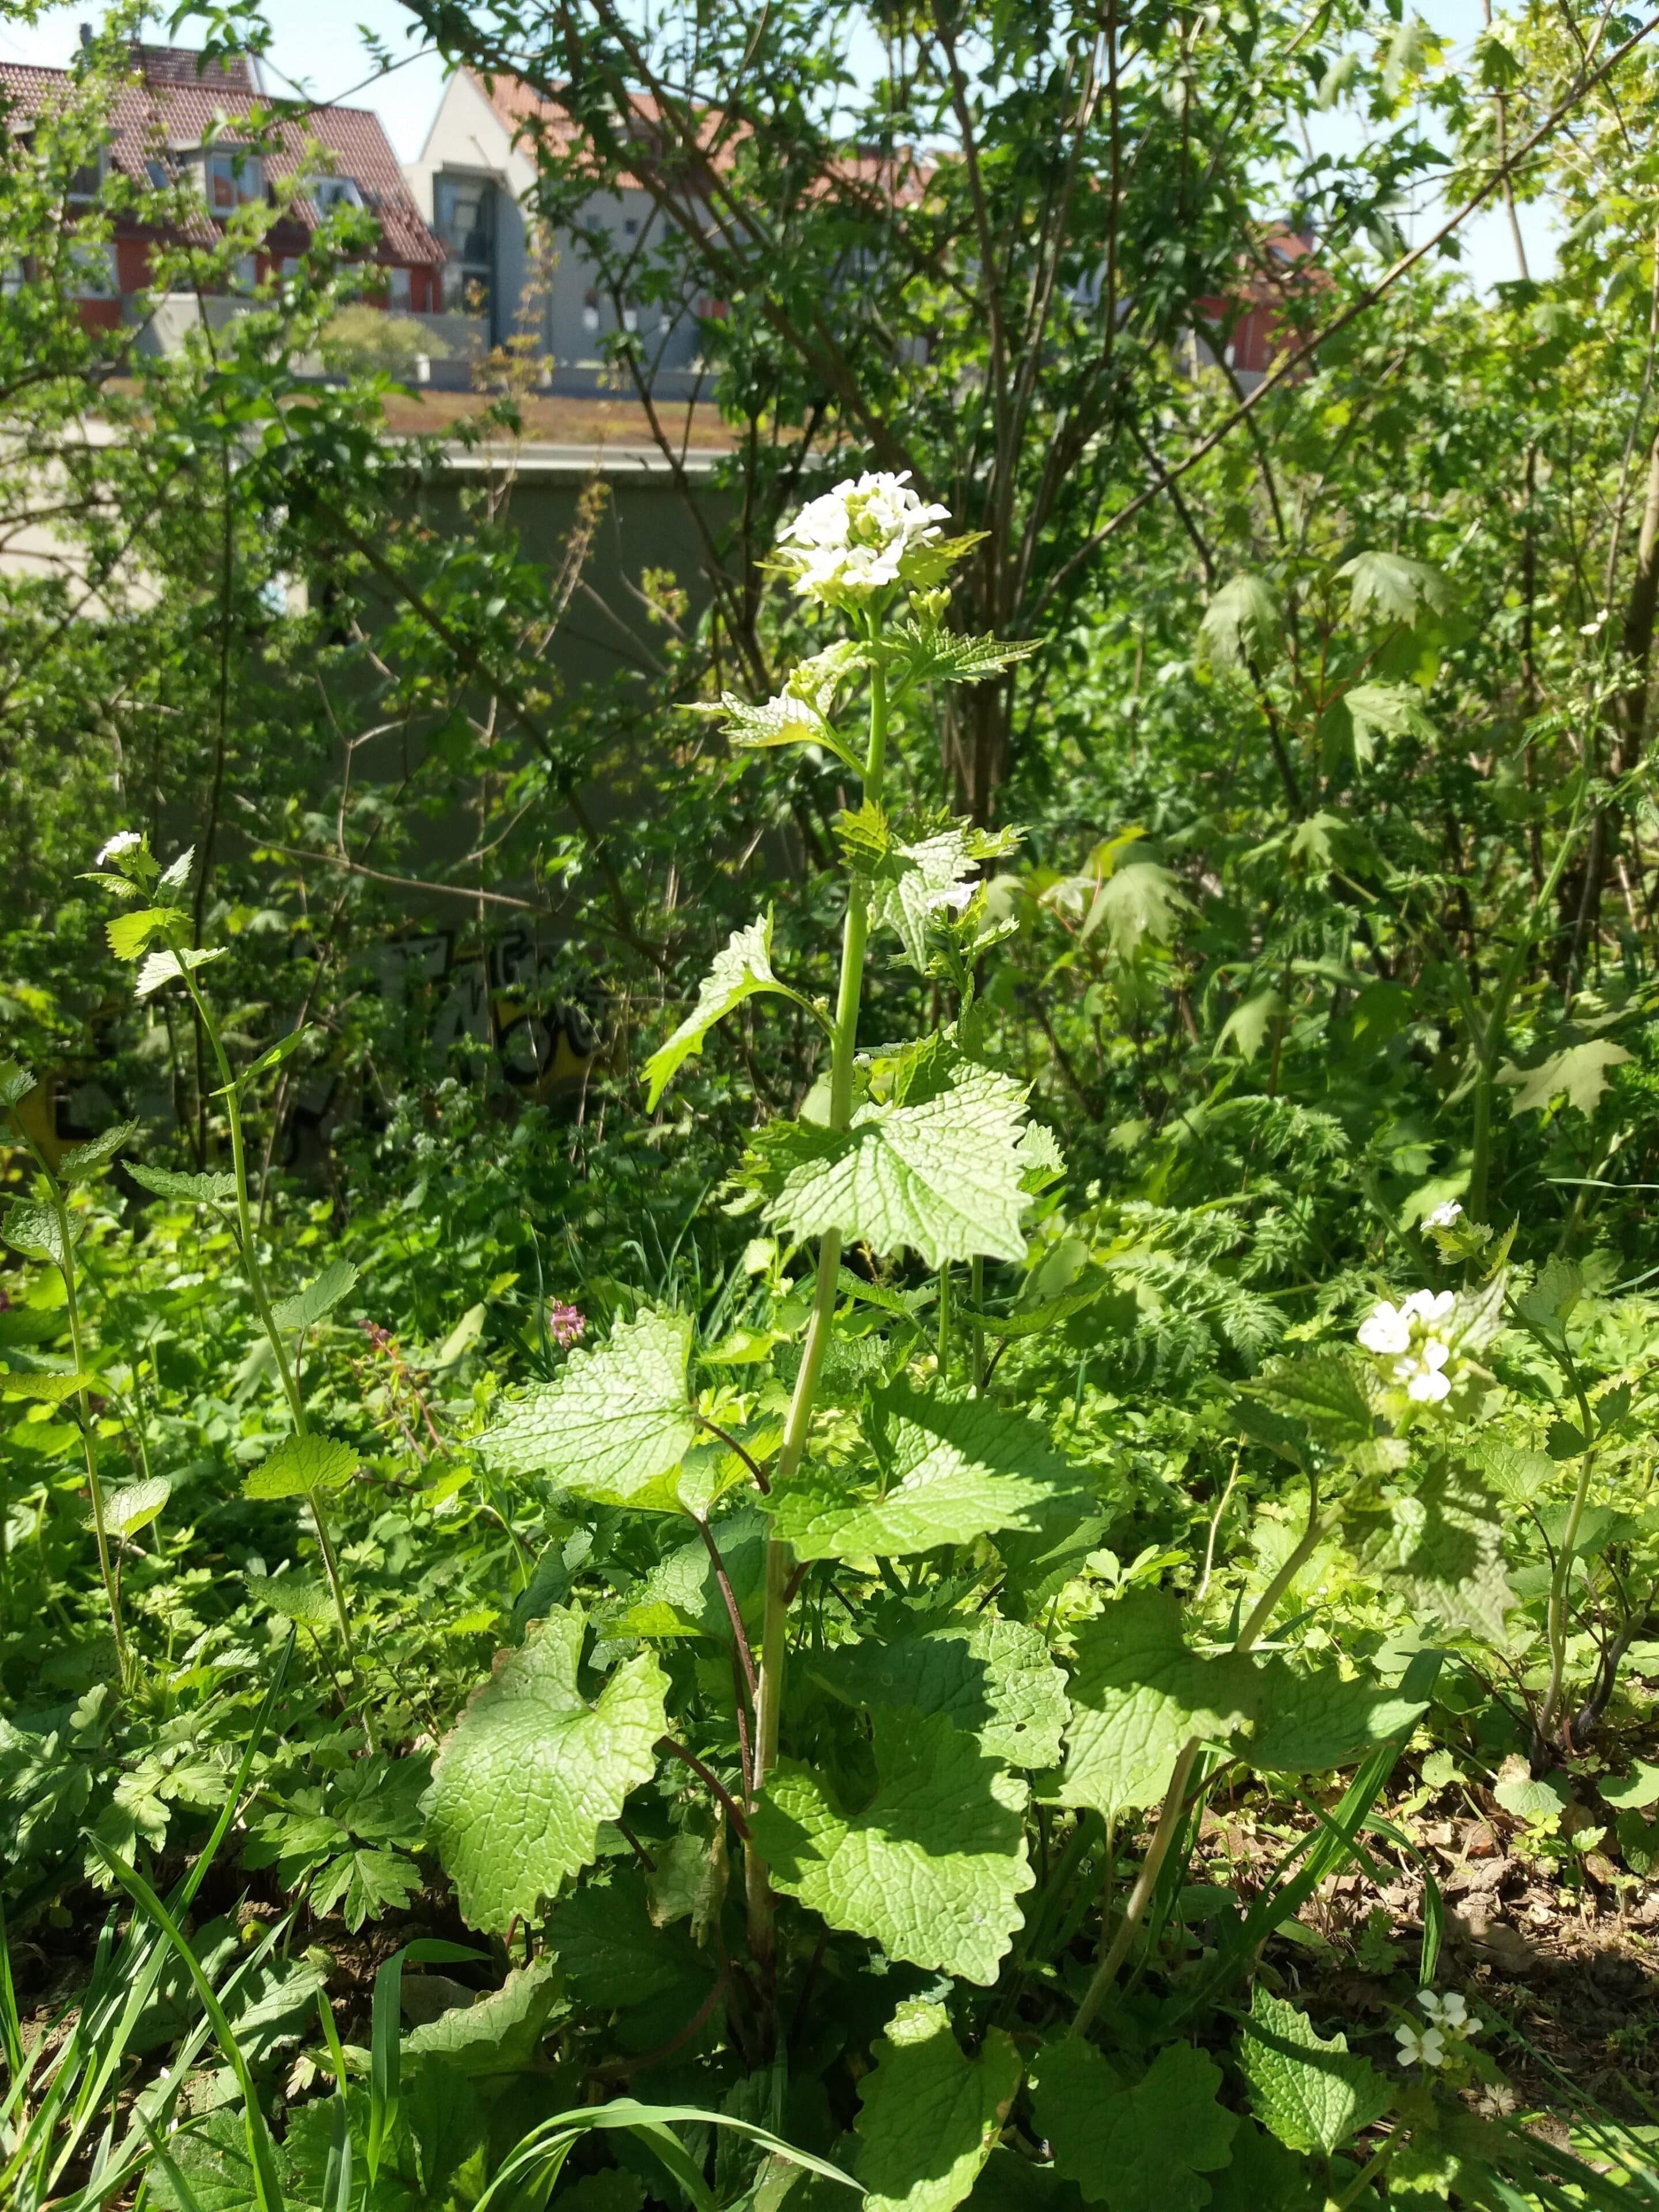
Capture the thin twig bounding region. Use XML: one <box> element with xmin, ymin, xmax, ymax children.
<box><xmin>695</xmin><ymin>1513</ymin><xmax>759</xmax><ymax>1704</ymax></box>
<box><xmin>658</xmin><ymin>1735</ymin><xmax>751</xmax><ymax>1839</ymax></box>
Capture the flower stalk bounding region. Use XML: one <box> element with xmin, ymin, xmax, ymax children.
<box><xmin>1</xmin><ymin>1105</ymin><xmax>130</xmax><ymax>1687</ymax></box>
<box><xmin>744</xmin><ymin>627</ymin><xmax>889</xmax><ymax>1982</ymax></box>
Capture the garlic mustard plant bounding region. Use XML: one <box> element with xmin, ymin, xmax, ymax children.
<box><xmin>1358</xmin><ymin>1289</ymin><xmax>1466</xmax><ymax>1402</ymax></box>
<box><xmin>774</xmin><ymin>469</ymin><xmax>955</xmax><ymax>604</ymax></box>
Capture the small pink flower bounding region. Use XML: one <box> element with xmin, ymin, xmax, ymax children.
<box><xmin>548</xmin><ymin>1301</ymin><xmax>586</xmax><ymax>1350</ymax></box>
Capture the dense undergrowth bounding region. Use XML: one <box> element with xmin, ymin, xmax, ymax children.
<box><xmin>13</xmin><ymin>0</ymin><xmax>1659</xmax><ymax>2207</ymax></box>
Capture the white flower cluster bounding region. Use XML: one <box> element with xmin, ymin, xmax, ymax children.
<box><xmin>1358</xmin><ymin>1287</ymin><xmax>1463</xmax><ymax>1402</ymax></box>
<box><xmin>95</xmin><ymin>830</ymin><xmax>143</xmax><ymax>867</ymax></box>
<box><xmin>1424</xmin><ymin>1200</ymin><xmax>1464</xmax><ymax>1230</ymax></box>
<box><xmin>777</xmin><ymin>471</ymin><xmax>951</xmax><ymax>602</ymax></box>
<box><xmin>1396</xmin><ymin>1989</ymin><xmax>1479</xmax><ymax>2068</ymax></box>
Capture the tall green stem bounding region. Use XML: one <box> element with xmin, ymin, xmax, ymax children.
<box><xmin>1535</xmin><ymin>1347</ymin><xmax>1598</xmax><ymax>1754</ymax></box>
<box><xmin>4</xmin><ymin>1113</ymin><xmax>131</xmax><ymax>1687</ymax></box>
<box><xmin>54</xmin><ymin>1205</ymin><xmax>130</xmax><ymax>1688</ymax></box>
<box><xmin>744</xmin><ymin>631</ymin><xmax>889</xmax><ymax>1983</ymax></box>
<box><xmin>1069</xmin><ymin>1489</ymin><xmax>1339</xmax><ymax>2037</ymax></box>
<box><xmin>174</xmin><ymin>955</ymin><xmax>361</xmax><ymax>1692</ymax></box>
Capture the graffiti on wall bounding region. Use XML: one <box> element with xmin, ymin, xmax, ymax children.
<box><xmin>8</xmin><ymin>927</ymin><xmax>606</xmax><ymax>1176</ymax></box>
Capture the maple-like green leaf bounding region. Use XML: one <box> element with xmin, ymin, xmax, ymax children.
<box><xmin>813</xmin><ymin>1613</ymin><xmax>1069</xmax><ymax>1767</ymax></box>
<box><xmin>1032</xmin><ymin>2038</ymin><xmax>1238</xmax><ymax>2212</ymax></box>
<box><xmin>1058</xmin><ymin>1591</ymin><xmax>1256</xmax><ymax>1820</ymax></box>
<box><xmin>58</xmin><ymin>1120</ymin><xmax>139</xmax><ymax>1178</ymax></box>
<box><xmin>1081</xmin><ymin>863</ymin><xmax>1190</xmax><ymax>960</ymax></box>
<box><xmin>1198</xmin><ymin>574</ymin><xmax>1281</xmax><ymax>669</ymax></box>
<box><xmin>134</xmin><ymin>944</ymin><xmax>227</xmax><ymax>999</ymax></box>
<box><xmin>1237</xmin><ymin>1987</ymin><xmax>1391</xmax><ymax>2157</ymax></box>
<box><xmin>759</xmin><ymin>1064</ymin><xmax>1035</xmax><ymax>1268</ymax></box>
<box><xmin>1501</xmin><ymin>1040</ymin><xmax>1631</xmax><ymax>1117</ymax></box>
<box><xmin>1338</xmin><ymin>549</ymin><xmax>1449</xmax><ymax>629</ymax></box>
<box><xmin>1215</xmin><ymin>988</ymin><xmax>1284</xmax><ymax>1062</ymax></box>
<box><xmin>0</xmin><ymin>1060</ymin><xmax>35</xmax><ymax>1110</ymax></box>
<box><xmin>645</xmin><ymin>913</ymin><xmax>790</xmax><ymax>1108</ymax></box>
<box><xmin>480</xmin><ymin>1308</ymin><xmax>696</xmax><ymax>1506</ymax></box>
<box><xmin>270</xmin><ymin>1259</ymin><xmax>360</xmax><ymax>1332</ymax></box>
<box><xmin>126</xmin><ymin>1162</ymin><xmax>239</xmax><ymax>1204</ymax></box>
<box><xmin>766</xmin><ymin>1385</ymin><xmax>1077</xmax><ymax>1561</ymax></box>
<box><xmin>750</xmin><ymin>1710</ymin><xmax>1032</xmax><ymax>1983</ymax></box>
<box><xmin>310</xmin><ymin>1844</ymin><xmax>423</xmax><ymax>1931</ymax></box>
<box><xmin>423</xmin><ymin>1609</ymin><xmax>667</xmax><ymax>1933</ymax></box>
<box><xmin>1342</xmin><ymin>682</ymin><xmax>1436</xmax><ymax>765</ymax></box>
<box><xmin>855</xmin><ymin>1999</ymin><xmax>1021</xmax><ymax>2212</ymax></box>
<box><xmin>243</xmin><ymin>1431</ymin><xmax>358</xmax><ymax>1498</ymax></box>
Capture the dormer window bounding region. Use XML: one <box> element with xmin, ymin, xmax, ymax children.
<box><xmin>204</xmin><ymin>147</ymin><xmax>262</xmax><ymax>211</ymax></box>
<box><xmin>313</xmin><ymin>175</ymin><xmax>363</xmax><ymax>214</ymax></box>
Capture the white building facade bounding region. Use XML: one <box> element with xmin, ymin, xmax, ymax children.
<box><xmin>404</xmin><ymin>69</ymin><xmax>711</xmax><ymax>397</ymax></box>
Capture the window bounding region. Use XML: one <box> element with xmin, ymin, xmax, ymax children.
<box><xmin>433</xmin><ymin>173</ymin><xmax>497</xmax><ymax>334</ymax></box>
<box><xmin>144</xmin><ymin>157</ymin><xmax>171</xmax><ymax>189</ymax></box>
<box><xmin>66</xmin><ymin>151</ymin><xmax>105</xmax><ymax>204</ymax></box>
<box><xmin>313</xmin><ymin>175</ymin><xmax>363</xmax><ymax>215</ymax></box>
<box><xmin>388</xmin><ymin>264</ymin><xmax>411</xmax><ymax>309</ymax></box>
<box><xmin>582</xmin><ymin>286</ymin><xmax>600</xmax><ymax>332</ymax></box>
<box><xmin>204</xmin><ymin>149</ymin><xmax>262</xmax><ymax>211</ymax></box>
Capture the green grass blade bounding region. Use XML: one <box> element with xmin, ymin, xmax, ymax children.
<box><xmin>90</xmin><ymin>1844</ymin><xmax>287</xmax><ymax>2212</ymax></box>
<box><xmin>365</xmin><ymin>1945</ymin><xmax>403</xmax><ymax>2184</ymax></box>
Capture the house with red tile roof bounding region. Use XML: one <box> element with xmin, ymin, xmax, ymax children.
<box><xmin>0</xmin><ymin>41</ymin><xmax>445</xmax><ymax>347</ymax></box>
<box><xmin>405</xmin><ymin>64</ymin><xmax>1320</xmax><ymax>403</ymax></box>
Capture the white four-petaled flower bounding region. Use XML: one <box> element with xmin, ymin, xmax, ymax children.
<box><xmin>94</xmin><ymin>830</ymin><xmax>143</xmax><ymax>866</ymax></box>
<box><xmin>1395</xmin><ymin>2021</ymin><xmax>1446</xmax><ymax>2068</ymax></box>
<box><xmin>1425</xmin><ymin>1200</ymin><xmax>1464</xmax><ymax>1230</ymax></box>
<box><xmin>1419</xmin><ymin>1989</ymin><xmax>1478</xmax><ymax>2036</ymax></box>
<box><xmin>1358</xmin><ymin>1287</ymin><xmax>1463</xmax><ymax>1402</ymax></box>
<box><xmin>777</xmin><ymin>471</ymin><xmax>952</xmax><ymax>602</ymax></box>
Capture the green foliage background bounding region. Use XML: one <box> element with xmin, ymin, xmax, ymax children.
<box><xmin>9</xmin><ymin>2</ymin><xmax>1659</xmax><ymax>2207</ymax></box>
